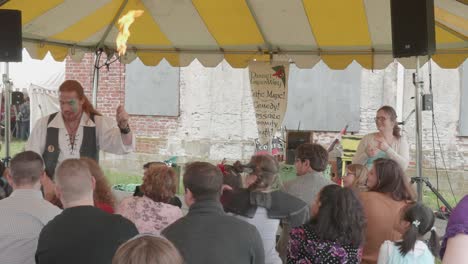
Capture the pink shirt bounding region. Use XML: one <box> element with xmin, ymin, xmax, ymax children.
<box><xmin>116</xmin><ymin>196</ymin><xmax>183</xmax><ymax>235</ymax></box>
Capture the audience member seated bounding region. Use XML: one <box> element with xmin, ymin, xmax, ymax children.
<box><xmin>223</xmin><ymin>154</ymin><xmax>309</xmax><ymax>264</ymax></box>
<box><xmin>81</xmin><ymin>157</ymin><xmax>116</xmax><ymax>213</ymax></box>
<box><xmin>218</xmin><ymin>160</ymin><xmax>244</xmax><ymax>190</ymax></box>
<box><xmin>0</xmin><ymin>151</ymin><xmax>61</xmax><ymax>264</ymax></box>
<box><xmin>112</xmin><ymin>234</ymin><xmax>183</xmax><ymax>264</ymax></box>
<box><xmin>440</xmin><ymin>195</ymin><xmax>468</xmax><ymax>264</ymax></box>
<box><xmin>162</xmin><ymin>162</ymin><xmax>265</xmax><ymax>264</ymax></box>
<box><xmin>360</xmin><ymin>158</ymin><xmax>415</xmax><ymax>264</ymax></box>
<box><xmin>116</xmin><ymin>164</ymin><xmax>183</xmax><ymax>235</ymax></box>
<box><xmin>287</xmin><ymin>185</ymin><xmax>366</xmax><ymax>264</ymax></box>
<box><xmin>133</xmin><ymin>162</ymin><xmax>182</xmax><ymax>208</ymax></box>
<box><xmin>35</xmin><ymin>159</ymin><xmax>138</xmax><ymax>264</ymax></box>
<box><xmin>378</xmin><ymin>202</ymin><xmax>439</xmax><ymax>263</ymax></box>
<box><xmin>353</xmin><ymin>105</ymin><xmax>409</xmax><ymax>171</ymax></box>
<box><xmin>277</xmin><ymin>143</ymin><xmax>333</xmax><ymax>261</ymax></box>
<box><xmin>0</xmin><ymin>160</ymin><xmax>12</xmax><ymax>199</ymax></box>
<box><xmin>219</xmin><ymin>160</ymin><xmax>245</xmax><ymax>206</ymax></box>
<box><xmin>343</xmin><ymin>164</ymin><xmax>368</xmax><ymax>191</ymax></box>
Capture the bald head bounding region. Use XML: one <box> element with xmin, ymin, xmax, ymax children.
<box><xmin>55</xmin><ymin>159</ymin><xmax>94</xmax><ymax>206</ymax></box>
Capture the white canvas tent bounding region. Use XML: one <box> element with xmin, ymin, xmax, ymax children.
<box><xmin>0</xmin><ymin>50</ymin><xmax>63</xmax><ymax>134</ymax></box>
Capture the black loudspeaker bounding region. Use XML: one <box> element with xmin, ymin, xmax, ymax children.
<box><xmin>0</xmin><ymin>9</ymin><xmax>22</xmax><ymax>62</ymax></box>
<box><xmin>390</xmin><ymin>0</ymin><xmax>435</xmax><ymax>58</ymax></box>
<box><xmin>286</xmin><ymin>131</ymin><xmax>312</xmax><ymax>165</ymax></box>
<box><xmin>11</xmin><ymin>91</ymin><xmax>24</xmax><ymax>105</ymax></box>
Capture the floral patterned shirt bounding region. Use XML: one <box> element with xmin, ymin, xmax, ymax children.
<box><xmin>287</xmin><ymin>225</ymin><xmax>362</xmax><ymax>264</ymax></box>
<box><xmin>116</xmin><ymin>196</ymin><xmax>183</xmax><ymax>235</ymax></box>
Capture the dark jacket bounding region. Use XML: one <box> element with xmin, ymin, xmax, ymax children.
<box><xmin>162</xmin><ymin>199</ymin><xmax>265</xmax><ymax>264</ymax></box>
<box><xmin>36</xmin><ymin>206</ymin><xmax>138</xmax><ymax>264</ymax></box>
<box><xmin>223</xmin><ymin>189</ymin><xmax>309</xmax><ymax>227</ymax></box>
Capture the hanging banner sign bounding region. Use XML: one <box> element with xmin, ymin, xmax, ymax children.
<box><xmin>249</xmin><ymin>61</ymin><xmax>289</xmax><ymax>145</ymax></box>
<box><xmin>254</xmin><ymin>137</ymin><xmax>285</xmax><ymax>156</ymax></box>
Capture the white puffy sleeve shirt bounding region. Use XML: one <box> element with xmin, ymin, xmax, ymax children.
<box><xmin>26</xmin><ymin>112</ymin><xmax>135</xmax><ymax>164</ymax></box>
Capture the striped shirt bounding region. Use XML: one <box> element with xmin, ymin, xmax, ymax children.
<box><xmin>0</xmin><ymin>189</ymin><xmax>61</xmax><ymax>264</ymax></box>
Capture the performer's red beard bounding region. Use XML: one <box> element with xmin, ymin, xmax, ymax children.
<box><xmin>62</xmin><ymin>110</ymin><xmax>82</xmax><ymax>123</ymax></box>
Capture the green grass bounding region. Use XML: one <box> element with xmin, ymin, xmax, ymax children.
<box><xmin>0</xmin><ymin>139</ymin><xmax>27</xmax><ymax>159</ymax></box>
<box><xmin>422</xmin><ymin>189</ymin><xmax>460</xmax><ymax>212</ymax></box>
<box><xmin>3</xmin><ymin>140</ymin><xmax>464</xmax><ymax>211</ymax></box>
<box><xmin>0</xmin><ymin>140</ymin><xmax>142</xmax><ymax>186</ymax></box>
<box><xmin>103</xmin><ymin>168</ymin><xmax>141</xmax><ymax>186</ymax></box>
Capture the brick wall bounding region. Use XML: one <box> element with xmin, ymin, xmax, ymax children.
<box><xmin>65</xmin><ymin>53</ymin><xmax>179</xmax><ymax>153</ymax></box>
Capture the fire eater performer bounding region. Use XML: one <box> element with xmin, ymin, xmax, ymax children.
<box><xmin>26</xmin><ymin>80</ymin><xmax>134</xmax><ymax>202</ymax></box>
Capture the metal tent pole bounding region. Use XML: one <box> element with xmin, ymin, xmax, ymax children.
<box><xmin>414</xmin><ymin>57</ymin><xmax>423</xmax><ymax>202</ymax></box>
<box><xmin>92</xmin><ymin>56</ymin><xmax>100</xmax><ymax>107</ymax></box>
<box><xmin>2</xmin><ymin>62</ymin><xmax>12</xmax><ymax>166</ymax></box>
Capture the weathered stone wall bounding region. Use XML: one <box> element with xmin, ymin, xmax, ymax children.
<box><xmin>66</xmin><ymin>56</ymin><xmax>468</xmax><ymax>195</ymax></box>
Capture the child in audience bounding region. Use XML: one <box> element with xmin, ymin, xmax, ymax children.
<box><xmin>377</xmin><ymin>203</ymin><xmax>440</xmax><ymax>264</ymax></box>
<box><xmin>287</xmin><ymin>185</ymin><xmax>366</xmax><ymax>264</ymax></box>
<box><xmin>360</xmin><ymin>158</ymin><xmax>415</xmax><ymax>263</ymax></box>
<box><xmin>112</xmin><ymin>234</ymin><xmax>183</xmax><ymax>264</ymax></box>
<box><xmin>343</xmin><ymin>164</ymin><xmax>368</xmax><ymax>191</ymax></box>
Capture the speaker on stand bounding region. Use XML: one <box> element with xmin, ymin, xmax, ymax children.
<box><xmin>390</xmin><ymin>0</ymin><xmax>435</xmax><ymax>58</ymax></box>
<box><xmin>0</xmin><ymin>9</ymin><xmax>22</xmax><ymax>167</ymax></box>
<box><xmin>390</xmin><ymin>0</ymin><xmax>452</xmax><ymax>214</ymax></box>
<box><xmin>0</xmin><ymin>9</ymin><xmax>22</xmax><ymax>62</ymax></box>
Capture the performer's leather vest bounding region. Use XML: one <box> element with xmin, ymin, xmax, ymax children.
<box><xmin>42</xmin><ymin>112</ymin><xmax>98</xmax><ymax>178</ymax></box>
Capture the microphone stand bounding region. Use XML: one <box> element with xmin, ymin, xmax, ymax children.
<box><xmin>409</xmin><ymin>57</ymin><xmax>452</xmax><ymax>214</ymax></box>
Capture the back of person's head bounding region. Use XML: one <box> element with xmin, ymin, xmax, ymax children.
<box><xmin>9</xmin><ymin>151</ymin><xmax>44</xmax><ymax>186</ymax></box>
<box><xmin>59</xmin><ymin>80</ymin><xmax>100</xmax><ymax>116</ymax></box>
<box><xmin>346</xmin><ymin>164</ymin><xmax>368</xmax><ymax>189</ymax></box>
<box><xmin>370</xmin><ymin>158</ymin><xmax>414</xmax><ymax>201</ymax></box>
<box><xmin>112</xmin><ymin>235</ymin><xmax>183</xmax><ymax>264</ymax></box>
<box><xmin>246</xmin><ymin>154</ymin><xmax>279</xmax><ymax>191</ymax></box>
<box><xmin>141</xmin><ymin>164</ymin><xmax>177</xmax><ymax>203</ymax></box>
<box><xmin>0</xmin><ymin>159</ymin><xmax>6</xmax><ymax>177</ymax></box>
<box><xmin>183</xmin><ymin>162</ymin><xmax>223</xmax><ymax>201</ymax></box>
<box><xmin>377</xmin><ymin>105</ymin><xmax>401</xmax><ymax>138</ymax></box>
<box><xmin>220</xmin><ymin>161</ymin><xmax>243</xmax><ymax>191</ymax></box>
<box><xmin>295</xmin><ymin>143</ymin><xmax>328</xmax><ymax>172</ymax></box>
<box><xmin>80</xmin><ymin>157</ymin><xmax>115</xmax><ymax>206</ymax></box>
<box><xmin>55</xmin><ymin>159</ymin><xmax>94</xmax><ymax>205</ymax></box>
<box><xmin>310</xmin><ymin>185</ymin><xmax>366</xmax><ymax>248</ymax></box>
<box><xmin>143</xmin><ymin>161</ymin><xmax>166</xmax><ymax>170</ymax></box>
<box><xmin>0</xmin><ymin>159</ymin><xmax>9</xmax><ymax>198</ymax></box>
<box><xmin>395</xmin><ymin>203</ymin><xmax>440</xmax><ymax>257</ymax></box>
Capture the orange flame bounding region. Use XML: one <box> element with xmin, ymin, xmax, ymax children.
<box><xmin>116</xmin><ymin>10</ymin><xmax>144</xmax><ymax>56</ymax></box>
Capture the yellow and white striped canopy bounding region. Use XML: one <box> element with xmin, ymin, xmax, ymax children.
<box><xmin>2</xmin><ymin>0</ymin><xmax>467</xmax><ymax>69</ymax></box>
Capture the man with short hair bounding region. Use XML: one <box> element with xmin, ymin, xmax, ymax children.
<box><xmin>162</xmin><ymin>162</ymin><xmax>265</xmax><ymax>264</ymax></box>
<box><xmin>0</xmin><ymin>151</ymin><xmax>61</xmax><ymax>264</ymax></box>
<box><xmin>35</xmin><ymin>159</ymin><xmax>138</xmax><ymax>264</ymax></box>
<box><xmin>277</xmin><ymin>143</ymin><xmax>334</xmax><ymax>261</ymax></box>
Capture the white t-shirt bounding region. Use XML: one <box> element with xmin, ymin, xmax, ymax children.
<box><xmin>233</xmin><ymin>208</ymin><xmax>282</xmax><ymax>264</ymax></box>
<box><xmin>377</xmin><ymin>240</ymin><xmax>435</xmax><ymax>264</ymax></box>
